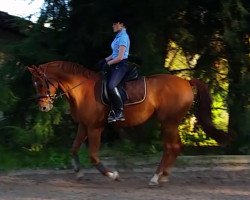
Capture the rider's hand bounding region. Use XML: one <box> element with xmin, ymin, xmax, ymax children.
<box><xmin>97</xmin><ymin>59</ymin><xmax>107</xmax><ymax>71</ymax></box>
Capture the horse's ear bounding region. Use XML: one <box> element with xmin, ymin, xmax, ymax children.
<box><xmin>27</xmin><ymin>66</ymin><xmax>35</xmax><ymax>74</ymax></box>
<box><xmin>27</xmin><ymin>65</ymin><xmax>39</xmax><ymax>74</ymax></box>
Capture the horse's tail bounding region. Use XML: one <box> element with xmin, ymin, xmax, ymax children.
<box><xmin>189</xmin><ymin>79</ymin><xmax>232</xmax><ymax>145</ymax></box>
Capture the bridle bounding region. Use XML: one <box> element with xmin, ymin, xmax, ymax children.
<box><xmin>33</xmin><ymin>73</ymin><xmax>58</xmax><ymax>104</ymax></box>
<box><xmin>32</xmin><ymin>67</ymin><xmax>84</xmax><ymax>104</ymax></box>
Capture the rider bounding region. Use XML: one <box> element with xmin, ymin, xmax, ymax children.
<box><xmin>100</xmin><ymin>16</ymin><xmax>130</xmax><ymax>123</ymax></box>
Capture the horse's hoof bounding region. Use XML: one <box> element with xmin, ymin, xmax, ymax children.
<box><xmin>74</xmin><ymin>168</ymin><xmax>80</xmax><ymax>173</ymax></box>
<box><xmin>107</xmin><ymin>171</ymin><xmax>120</xmax><ymax>181</ymax></box>
<box><xmin>71</xmin><ymin>159</ymin><xmax>80</xmax><ymax>173</ymax></box>
<box><xmin>76</xmin><ymin>169</ymin><xmax>84</xmax><ymax>180</ymax></box>
<box><xmin>149</xmin><ymin>173</ymin><xmax>161</xmax><ymax>186</ymax></box>
<box><xmin>148</xmin><ymin>180</ymin><xmax>159</xmax><ymax>186</ymax></box>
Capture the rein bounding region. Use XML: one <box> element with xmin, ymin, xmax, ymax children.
<box><xmin>54</xmin><ymin>80</ymin><xmax>85</xmax><ymax>99</ymax></box>
<box><xmin>33</xmin><ymin>66</ymin><xmax>85</xmax><ymax>102</ymax></box>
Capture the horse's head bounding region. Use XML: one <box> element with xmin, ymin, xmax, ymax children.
<box><xmin>28</xmin><ymin>65</ymin><xmax>58</xmax><ymax>112</ymax></box>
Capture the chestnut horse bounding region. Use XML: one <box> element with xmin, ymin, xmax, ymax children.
<box><xmin>28</xmin><ymin>60</ymin><xmax>230</xmax><ymax>185</ymax></box>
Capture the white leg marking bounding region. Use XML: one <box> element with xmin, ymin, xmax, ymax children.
<box><xmin>107</xmin><ymin>171</ymin><xmax>120</xmax><ymax>180</ymax></box>
<box><xmin>76</xmin><ymin>169</ymin><xmax>84</xmax><ymax>180</ymax></box>
<box><xmin>149</xmin><ymin>173</ymin><xmax>161</xmax><ymax>186</ymax></box>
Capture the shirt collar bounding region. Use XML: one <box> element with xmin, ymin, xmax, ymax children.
<box><xmin>115</xmin><ymin>28</ymin><xmax>126</xmax><ymax>38</ymax></box>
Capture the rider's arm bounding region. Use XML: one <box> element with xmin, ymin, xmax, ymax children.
<box><xmin>107</xmin><ymin>45</ymin><xmax>126</xmax><ymax>65</ymax></box>
<box><xmin>105</xmin><ymin>55</ymin><xmax>113</xmax><ymax>62</ymax></box>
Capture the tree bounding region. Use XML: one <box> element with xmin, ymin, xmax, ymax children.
<box><xmin>221</xmin><ymin>0</ymin><xmax>250</xmax><ymax>153</ymax></box>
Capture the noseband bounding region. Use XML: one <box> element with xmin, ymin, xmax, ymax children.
<box><xmin>33</xmin><ymin>74</ymin><xmax>58</xmax><ymax>104</ymax></box>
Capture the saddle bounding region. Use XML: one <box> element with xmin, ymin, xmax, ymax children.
<box><xmin>101</xmin><ymin>66</ymin><xmax>146</xmax><ymax>106</ymax></box>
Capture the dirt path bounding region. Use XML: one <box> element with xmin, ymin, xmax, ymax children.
<box><xmin>0</xmin><ymin>156</ymin><xmax>250</xmax><ymax>200</ymax></box>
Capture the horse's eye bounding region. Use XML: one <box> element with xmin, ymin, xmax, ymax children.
<box><xmin>34</xmin><ymin>81</ymin><xmax>43</xmax><ymax>88</ymax></box>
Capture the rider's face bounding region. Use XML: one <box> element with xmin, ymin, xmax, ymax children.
<box><xmin>112</xmin><ymin>22</ymin><xmax>124</xmax><ymax>33</ymax></box>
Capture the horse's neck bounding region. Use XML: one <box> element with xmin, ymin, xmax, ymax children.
<box><xmin>56</xmin><ymin>71</ymin><xmax>98</xmax><ymax>121</ymax></box>
<box><xmin>45</xmin><ymin>61</ymin><xmax>99</xmax><ymax>106</ymax></box>
<box><xmin>47</xmin><ymin>64</ymin><xmax>96</xmax><ymax>89</ymax></box>
<box><xmin>53</xmin><ymin>70</ymin><xmax>97</xmax><ymax>103</ymax></box>
<box><xmin>56</xmin><ymin>74</ymin><xmax>92</xmax><ymax>96</ymax></box>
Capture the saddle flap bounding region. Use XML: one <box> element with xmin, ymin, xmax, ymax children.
<box><xmin>123</xmin><ymin>77</ymin><xmax>146</xmax><ymax>105</ymax></box>
<box><xmin>101</xmin><ymin>76</ymin><xmax>146</xmax><ymax>106</ymax></box>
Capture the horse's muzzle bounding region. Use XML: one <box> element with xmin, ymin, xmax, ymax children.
<box><xmin>39</xmin><ymin>103</ymin><xmax>53</xmax><ymax>112</ymax></box>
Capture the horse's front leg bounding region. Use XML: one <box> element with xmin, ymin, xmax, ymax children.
<box><xmin>88</xmin><ymin>127</ymin><xmax>120</xmax><ymax>181</ymax></box>
<box><xmin>71</xmin><ymin>124</ymin><xmax>87</xmax><ymax>173</ymax></box>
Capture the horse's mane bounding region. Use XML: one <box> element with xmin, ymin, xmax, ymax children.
<box><xmin>40</xmin><ymin>61</ymin><xmax>98</xmax><ymax>79</ymax></box>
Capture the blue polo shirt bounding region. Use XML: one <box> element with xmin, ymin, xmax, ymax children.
<box><xmin>111</xmin><ymin>28</ymin><xmax>130</xmax><ymax>59</ymax></box>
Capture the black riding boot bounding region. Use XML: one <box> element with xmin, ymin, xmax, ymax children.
<box><xmin>108</xmin><ymin>87</ymin><xmax>125</xmax><ymax>123</ymax></box>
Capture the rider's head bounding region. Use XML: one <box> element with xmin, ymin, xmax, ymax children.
<box><xmin>112</xmin><ymin>16</ymin><xmax>127</xmax><ymax>33</ymax></box>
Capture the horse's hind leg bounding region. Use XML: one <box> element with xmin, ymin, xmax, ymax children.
<box><xmin>71</xmin><ymin>124</ymin><xmax>87</xmax><ymax>173</ymax></box>
<box><xmin>149</xmin><ymin>123</ymin><xmax>182</xmax><ymax>186</ymax></box>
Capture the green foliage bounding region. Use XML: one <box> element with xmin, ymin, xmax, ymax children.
<box><xmin>179</xmin><ymin>115</ymin><xmax>217</xmax><ymax>146</ymax></box>
<box><xmin>212</xmin><ymin>93</ymin><xmax>229</xmax><ymax>131</ymax></box>
<box><xmin>101</xmin><ymin>139</ymin><xmax>161</xmax><ymax>158</ymax></box>
<box><xmin>0</xmin><ymin>57</ymin><xmax>73</xmax><ymax>153</ymax></box>
<box><xmin>0</xmin><ymin>85</ymin><xmax>18</xmax><ymax>111</ymax></box>
<box><xmin>0</xmin><ymin>145</ymin><xmax>90</xmax><ymax>170</ymax></box>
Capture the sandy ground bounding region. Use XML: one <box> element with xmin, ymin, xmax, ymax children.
<box><xmin>0</xmin><ymin>156</ymin><xmax>250</xmax><ymax>200</ymax></box>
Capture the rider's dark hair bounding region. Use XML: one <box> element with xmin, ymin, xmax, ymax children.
<box><xmin>112</xmin><ymin>15</ymin><xmax>127</xmax><ymax>26</ymax></box>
